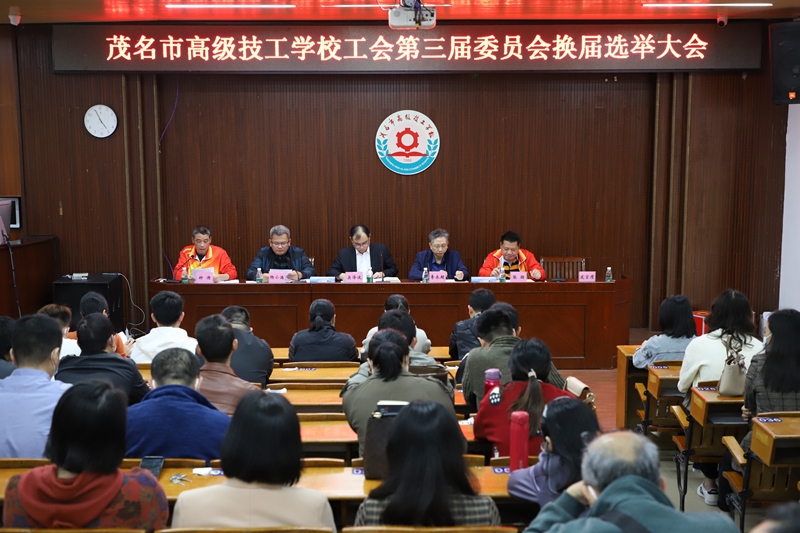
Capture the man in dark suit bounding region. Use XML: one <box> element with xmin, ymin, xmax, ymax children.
<box><xmin>221</xmin><ymin>305</ymin><xmax>274</xmax><ymax>387</ymax></box>
<box><xmin>245</xmin><ymin>225</ymin><xmax>315</xmax><ymax>281</ymax></box>
<box><xmin>326</xmin><ymin>224</ymin><xmax>399</xmax><ymax>280</ymax></box>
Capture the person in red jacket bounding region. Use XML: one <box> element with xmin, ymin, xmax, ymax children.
<box><xmin>478</xmin><ymin>231</ymin><xmax>546</xmax><ymax>281</ymax></box>
<box><xmin>474</xmin><ymin>338</ymin><xmax>573</xmax><ymax>457</ymax></box>
<box><xmin>173</xmin><ymin>225</ymin><xmax>237</xmax><ymax>282</ymax></box>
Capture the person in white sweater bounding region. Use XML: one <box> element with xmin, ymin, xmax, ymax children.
<box><xmin>676</xmin><ymin>289</ymin><xmax>762</xmax><ymax>507</ymax></box>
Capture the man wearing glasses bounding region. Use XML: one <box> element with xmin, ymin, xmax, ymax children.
<box><xmin>408</xmin><ymin>228</ymin><xmax>469</xmax><ymax>281</ymax></box>
<box><xmin>245</xmin><ymin>225</ymin><xmax>315</xmax><ymax>281</ymax></box>
<box><xmin>326</xmin><ymin>224</ymin><xmax>398</xmax><ymax>281</ymax></box>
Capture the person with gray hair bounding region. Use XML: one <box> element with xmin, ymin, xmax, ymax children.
<box><xmin>245</xmin><ymin>225</ymin><xmax>315</xmax><ymax>281</ymax></box>
<box><xmin>408</xmin><ymin>228</ymin><xmax>469</xmax><ymax>281</ymax></box>
<box><xmin>523</xmin><ymin>431</ymin><xmax>738</xmax><ymax>533</ymax></box>
<box><xmin>125</xmin><ymin>348</ymin><xmax>231</xmax><ymax>462</ymax></box>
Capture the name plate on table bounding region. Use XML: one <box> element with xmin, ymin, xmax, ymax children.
<box><xmin>194</xmin><ymin>267</ymin><xmax>214</xmax><ymax>284</ymax></box>
<box><xmin>509</xmin><ymin>272</ymin><xmax>527</xmax><ymax>283</ymax></box>
<box><xmin>268</xmin><ymin>269</ymin><xmax>291</xmax><ymax>283</ymax></box>
<box><xmin>471</xmin><ymin>277</ymin><xmax>498</xmax><ymax>283</ymax></box>
<box><xmin>578</xmin><ymin>271</ymin><xmax>596</xmax><ymax>282</ymax></box>
<box><xmin>345</xmin><ymin>272</ymin><xmax>365</xmax><ymax>283</ymax></box>
<box><xmin>429</xmin><ymin>271</ymin><xmax>447</xmax><ymax>283</ymax></box>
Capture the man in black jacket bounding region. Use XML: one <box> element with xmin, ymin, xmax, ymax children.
<box><xmin>221</xmin><ymin>305</ymin><xmax>274</xmax><ymax>387</ymax></box>
<box><xmin>449</xmin><ymin>288</ymin><xmax>496</xmax><ymax>361</ymax></box>
<box><xmin>55</xmin><ymin>313</ymin><xmax>150</xmax><ymax>405</ymax></box>
<box><xmin>245</xmin><ymin>225</ymin><xmax>316</xmax><ymax>281</ymax></box>
<box><xmin>326</xmin><ymin>224</ymin><xmax>398</xmax><ymax>280</ymax></box>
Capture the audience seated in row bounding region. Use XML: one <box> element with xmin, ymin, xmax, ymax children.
<box><xmin>37</xmin><ymin>304</ymin><xmax>81</xmax><ymax>358</ymax></box>
<box><xmin>474</xmin><ymin>338</ymin><xmax>575</xmax><ymax>457</ymax></box>
<box><xmin>751</xmin><ymin>502</ymin><xmax>800</xmax><ymax>533</ymax></box>
<box><xmin>0</xmin><ymin>315</ymin><xmax>16</xmax><ymax>379</ymax></box>
<box><xmin>125</xmin><ymin>348</ymin><xmax>230</xmax><ymax>462</ymax></box>
<box><xmin>462</xmin><ymin>304</ymin><xmax>564</xmax><ymax>410</ymax></box>
<box><xmin>56</xmin><ymin>313</ymin><xmax>150</xmax><ymax>405</ymax></box>
<box><xmin>2</xmin><ymin>380</ymin><xmax>169</xmax><ymax>530</ymax></box>
<box><xmin>221</xmin><ymin>305</ymin><xmax>274</xmax><ymax>387</ymax></box>
<box><xmin>343</xmin><ymin>329</ymin><xmax>455</xmax><ymax>456</ymax></box>
<box><xmin>172</xmin><ymin>392</ymin><xmax>336</xmax><ymax>530</ymax></box>
<box><xmin>522</xmin><ymin>431</ymin><xmax>737</xmax><ymax>533</ymax></box>
<box><xmin>678</xmin><ymin>289</ymin><xmax>763</xmax><ymax>506</ymax></box>
<box><xmin>355</xmin><ymin>400</ymin><xmax>500</xmax><ymax>526</ymax></box>
<box><xmin>289</xmin><ymin>299</ymin><xmax>358</xmax><ymax>362</ymax></box>
<box><xmin>449</xmin><ymin>288</ymin><xmax>496</xmax><ymax>360</ymax></box>
<box><xmin>632</xmin><ymin>295</ymin><xmax>697</xmax><ymax>368</ymax></box>
<box><xmin>355</xmin><ymin>402</ymin><xmax>500</xmax><ymax>527</ymax></box>
<box><xmin>195</xmin><ymin>314</ymin><xmax>261</xmax><ymax>415</ymax></box>
<box><xmin>709</xmin><ymin>308</ymin><xmax>800</xmax><ymax>512</ymax></box>
<box><xmin>508</xmin><ymin>397</ymin><xmax>599</xmax><ymax>507</ymax></box>
<box><xmin>361</xmin><ymin>294</ymin><xmax>431</xmax><ymax>356</ymax></box>
<box><xmin>0</xmin><ymin>315</ymin><xmax>71</xmax><ymax>458</ymax></box>
<box><xmin>344</xmin><ymin>309</ymin><xmax>438</xmax><ymax>390</ymax></box>
<box><xmin>131</xmin><ymin>290</ymin><xmax>197</xmax><ymax>363</ymax></box>
<box><xmin>66</xmin><ymin>292</ymin><xmax>131</xmax><ymax>357</ymax></box>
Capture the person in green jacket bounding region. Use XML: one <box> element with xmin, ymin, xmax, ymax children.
<box><xmin>524</xmin><ymin>431</ymin><xmax>738</xmax><ymax>533</ymax></box>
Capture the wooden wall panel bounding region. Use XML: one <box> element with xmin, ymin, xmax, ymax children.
<box><xmin>682</xmin><ymin>64</ymin><xmax>787</xmax><ymax>314</ymax></box>
<box><xmin>157</xmin><ymin>73</ymin><xmax>655</xmax><ymax>326</ymax></box>
<box><xmin>11</xmin><ymin>25</ymin><xmax>788</xmax><ymax>336</ymax></box>
<box><xmin>0</xmin><ymin>26</ymin><xmax>22</xmax><ymax>197</ymax></box>
<box><xmin>15</xmin><ymin>25</ymin><xmax>136</xmax><ymax>323</ymax></box>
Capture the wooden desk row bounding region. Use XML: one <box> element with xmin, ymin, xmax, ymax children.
<box><xmin>150</xmin><ymin>278</ymin><xmax>633</xmax><ymax>370</ymax></box>
<box><xmin>0</xmin><ymin>466</ymin><xmax>509</xmax><ymax>505</ymax></box>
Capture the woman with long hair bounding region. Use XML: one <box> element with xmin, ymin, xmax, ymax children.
<box><xmin>507</xmin><ymin>398</ymin><xmax>600</xmax><ymax>506</ymax></box>
<box><xmin>633</xmin><ymin>295</ymin><xmax>697</xmax><ymax>368</ymax></box>
<box><xmin>343</xmin><ymin>328</ymin><xmax>455</xmax><ymax>456</ymax></box>
<box><xmin>355</xmin><ymin>401</ymin><xmax>500</xmax><ymax>526</ymax></box>
<box><xmin>3</xmin><ymin>381</ymin><xmax>168</xmax><ymax>531</ymax></box>
<box><xmin>677</xmin><ymin>289</ymin><xmax>762</xmax><ymax>506</ymax></box>
<box><xmin>474</xmin><ymin>338</ymin><xmax>574</xmax><ymax>456</ymax></box>
<box><xmin>289</xmin><ymin>298</ymin><xmax>358</xmax><ymax>362</ymax></box>
<box><xmin>172</xmin><ymin>392</ymin><xmax>336</xmax><ymax>529</ymax></box>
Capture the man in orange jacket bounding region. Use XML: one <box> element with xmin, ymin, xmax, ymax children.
<box><xmin>173</xmin><ymin>226</ymin><xmax>237</xmax><ymax>282</ymax></box>
<box><xmin>478</xmin><ymin>231</ymin><xmax>546</xmax><ymax>281</ymax></box>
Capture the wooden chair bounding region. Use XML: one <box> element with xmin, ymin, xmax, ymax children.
<box><xmin>210</xmin><ymin>459</ymin><xmax>222</xmax><ymax>469</ymax></box>
<box><xmin>539</xmin><ymin>257</ymin><xmax>586</xmax><ymax>281</ymax></box>
<box><xmin>5</xmin><ymin>530</ymin><xmax>144</xmax><ymax>533</ymax></box>
<box><xmin>353</xmin><ymin>455</ymin><xmax>488</xmax><ymax>468</ymax></box>
<box><xmin>462</xmin><ymin>454</ymin><xmax>486</xmax><ymax>467</ymax></box>
<box><xmin>267</xmin><ymin>383</ymin><xmax>344</xmax><ymax>390</ymax></box>
<box><xmin>121</xmin><ymin>458</ymin><xmax>207</xmax><ymax>469</ymax></box>
<box><xmin>297</xmin><ymin>412</ymin><xmax>348</xmax><ymax>421</ymax></box>
<box><xmin>633</xmin><ymin>361</ymin><xmax>684</xmax><ymax>436</ymax></box>
<box><xmin>163</xmin><ymin>528</ymin><xmax>333</xmax><ymax>533</ymax></box>
<box><xmin>670</xmin><ymin>400</ymin><xmax>748</xmax><ymax>511</ymax></box>
<box><xmin>343</xmin><ymin>527</ymin><xmax>517</xmax><ymax>533</ymax></box>
<box><xmin>283</xmin><ymin>362</ymin><xmax>360</xmax><ymax>368</ymax></box>
<box><xmin>302</xmin><ymin>457</ymin><xmax>346</xmax><ymax>467</ymax></box>
<box><xmin>722</xmin><ymin>414</ymin><xmax>800</xmax><ymax>533</ymax></box>
<box><xmin>488</xmin><ymin>456</ymin><xmax>539</xmax><ymax>467</ymax></box>
<box><xmin>0</xmin><ymin>458</ymin><xmax>50</xmax><ymax>468</ymax></box>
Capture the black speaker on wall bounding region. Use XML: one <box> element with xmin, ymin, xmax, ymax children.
<box><xmin>770</xmin><ymin>22</ymin><xmax>800</xmax><ymax>105</ymax></box>
<box><xmin>52</xmin><ymin>274</ymin><xmax>125</xmax><ymax>332</ymax></box>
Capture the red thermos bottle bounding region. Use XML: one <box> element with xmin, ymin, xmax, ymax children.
<box><xmin>484</xmin><ymin>368</ymin><xmax>501</xmax><ymax>398</ymax></box>
<box><xmin>509</xmin><ymin>411</ymin><xmax>530</xmax><ymax>471</ymax></box>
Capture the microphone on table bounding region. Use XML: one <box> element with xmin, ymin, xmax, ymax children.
<box><xmin>551</xmin><ymin>250</ymin><xmax>567</xmax><ymax>282</ymax></box>
<box><xmin>162</xmin><ymin>250</ymin><xmax>180</xmax><ymax>282</ymax></box>
<box><xmin>378</xmin><ymin>252</ymin><xmax>385</xmax><ymax>282</ymax></box>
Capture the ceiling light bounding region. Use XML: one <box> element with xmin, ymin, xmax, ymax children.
<box><xmin>643</xmin><ymin>2</ymin><xmax>772</xmax><ymax>6</ymax></box>
<box><xmin>165</xmin><ymin>3</ymin><xmax>296</xmax><ymax>8</ymax></box>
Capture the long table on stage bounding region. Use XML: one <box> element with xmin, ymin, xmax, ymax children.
<box><xmin>149</xmin><ymin>278</ymin><xmax>632</xmax><ymax>369</ymax></box>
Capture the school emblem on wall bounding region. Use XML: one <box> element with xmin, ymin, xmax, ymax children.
<box><xmin>376</xmin><ymin>110</ymin><xmax>440</xmax><ymax>176</ymax></box>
